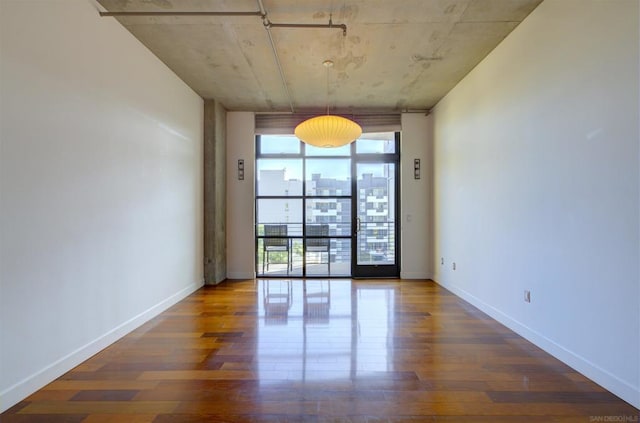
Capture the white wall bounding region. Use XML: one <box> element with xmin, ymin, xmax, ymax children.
<box><xmin>432</xmin><ymin>0</ymin><xmax>639</xmax><ymax>407</ymax></box>
<box><xmin>400</xmin><ymin>113</ymin><xmax>432</xmax><ymax>279</ymax></box>
<box><xmin>0</xmin><ymin>0</ymin><xmax>204</xmax><ymax>411</ymax></box>
<box><xmin>226</xmin><ymin>112</ymin><xmax>256</xmax><ymax>279</ymax></box>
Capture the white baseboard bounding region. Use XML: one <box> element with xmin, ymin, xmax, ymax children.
<box><xmin>400</xmin><ymin>271</ymin><xmax>431</xmax><ymax>280</ymax></box>
<box><xmin>433</xmin><ymin>278</ymin><xmax>640</xmax><ymax>409</ymax></box>
<box><xmin>0</xmin><ymin>279</ymin><xmax>203</xmax><ymax>413</ymax></box>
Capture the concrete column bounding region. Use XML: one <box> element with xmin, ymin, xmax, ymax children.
<box><xmin>204</xmin><ymin>99</ymin><xmax>227</xmax><ymax>284</ymax></box>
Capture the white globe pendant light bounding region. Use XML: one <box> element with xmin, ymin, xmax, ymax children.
<box><xmin>294</xmin><ymin>60</ymin><xmax>362</xmax><ymax>148</ymax></box>
<box><xmin>294</xmin><ymin>115</ymin><xmax>362</xmax><ymax>148</ymax></box>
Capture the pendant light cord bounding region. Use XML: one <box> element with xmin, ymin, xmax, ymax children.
<box><xmin>326</xmin><ymin>55</ymin><xmax>330</xmax><ymax>115</ymax></box>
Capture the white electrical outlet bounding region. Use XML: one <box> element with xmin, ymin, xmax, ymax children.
<box><xmin>452</xmin><ymin>262</ymin><xmax>456</xmax><ymax>270</ymax></box>
<box><xmin>441</xmin><ymin>257</ymin><xmax>444</xmax><ymax>265</ymax></box>
<box><xmin>524</xmin><ymin>290</ymin><xmax>531</xmax><ymax>303</ymax></box>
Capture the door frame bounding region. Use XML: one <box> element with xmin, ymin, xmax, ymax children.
<box><xmin>351</xmin><ymin>132</ymin><xmax>401</xmax><ymax>278</ymax></box>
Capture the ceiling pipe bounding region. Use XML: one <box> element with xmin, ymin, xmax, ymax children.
<box><xmin>99</xmin><ymin>2</ymin><xmax>350</xmax><ymax>113</ymax></box>
<box><xmin>256</xmin><ymin>0</ymin><xmax>267</xmax><ymax>17</ymax></box>
<box><xmin>257</xmin><ymin>0</ymin><xmax>295</xmax><ymax>113</ymax></box>
<box><xmin>99</xmin><ymin>11</ymin><xmax>263</xmax><ymax>17</ymax></box>
<box><xmin>267</xmin><ymin>22</ymin><xmax>347</xmax><ymax>36</ymax></box>
<box><xmin>256</xmin><ymin>1</ymin><xmax>349</xmax><ymax>112</ymax></box>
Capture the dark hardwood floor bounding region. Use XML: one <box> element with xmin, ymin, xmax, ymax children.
<box><xmin>3</xmin><ymin>279</ymin><xmax>638</xmax><ymax>422</ymax></box>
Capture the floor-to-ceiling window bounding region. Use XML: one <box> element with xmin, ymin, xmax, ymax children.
<box><xmin>256</xmin><ymin>132</ymin><xmax>399</xmax><ymax>277</ymax></box>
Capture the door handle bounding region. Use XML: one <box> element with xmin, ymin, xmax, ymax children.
<box><xmin>355</xmin><ymin>217</ymin><xmax>361</xmax><ymax>234</ymax></box>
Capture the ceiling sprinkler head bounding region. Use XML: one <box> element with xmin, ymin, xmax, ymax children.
<box><xmin>323</xmin><ymin>60</ymin><xmax>334</xmax><ymax>68</ymax></box>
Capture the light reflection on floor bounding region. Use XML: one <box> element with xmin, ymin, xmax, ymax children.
<box><xmin>257</xmin><ymin>279</ymin><xmax>395</xmax><ymax>385</ymax></box>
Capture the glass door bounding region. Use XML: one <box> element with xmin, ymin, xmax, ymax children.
<box><xmin>352</xmin><ymin>135</ymin><xmax>400</xmax><ymax>278</ymax></box>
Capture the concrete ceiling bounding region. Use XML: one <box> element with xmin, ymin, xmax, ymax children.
<box><xmin>96</xmin><ymin>0</ymin><xmax>543</xmax><ymax>113</ymax></box>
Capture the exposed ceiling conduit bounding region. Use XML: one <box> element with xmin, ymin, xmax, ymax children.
<box><xmin>98</xmin><ymin>11</ymin><xmax>263</xmax><ymax>17</ymax></box>
<box><xmin>267</xmin><ymin>22</ymin><xmax>346</xmax><ymax>36</ymax></box>
<box><xmin>263</xmin><ymin>13</ymin><xmax>347</xmax><ymax>37</ymax></box>
<box><xmin>257</xmin><ymin>0</ymin><xmax>294</xmax><ymax>113</ymax></box>
<box><xmin>99</xmin><ymin>2</ymin><xmax>350</xmax><ymax>114</ymax></box>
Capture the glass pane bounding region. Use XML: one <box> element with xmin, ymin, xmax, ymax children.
<box><xmin>356</xmin><ymin>132</ymin><xmax>396</xmax><ymax>154</ymax></box>
<box><xmin>260</xmin><ymin>135</ymin><xmax>301</xmax><ymax>155</ymax></box>
<box><xmin>305</xmin><ymin>159</ymin><xmax>351</xmax><ymax>196</ymax></box>
<box><xmin>356</xmin><ymin>163</ymin><xmax>396</xmax><ymax>265</ymax></box>
<box><xmin>305</xmin><ymin>236</ymin><xmax>330</xmax><ymax>276</ymax></box>
<box><xmin>257</xmin><ymin>238</ymin><xmax>303</xmax><ymax>276</ymax></box>
<box><xmin>305</xmin><ymin>238</ymin><xmax>351</xmax><ymax>277</ymax></box>
<box><xmin>256</xmin><ymin>159</ymin><xmax>303</xmax><ymax>196</ymax></box>
<box><xmin>305</xmin><ymin>199</ymin><xmax>351</xmax><ymax>236</ymax></box>
<box><xmin>289</xmin><ymin>238</ymin><xmax>303</xmax><ymax>276</ymax></box>
<box><xmin>256</xmin><ymin>204</ymin><xmax>303</xmax><ymax>275</ymax></box>
<box><xmin>305</xmin><ymin>143</ymin><xmax>351</xmax><ymax>156</ymax></box>
<box><xmin>256</xmin><ymin>199</ymin><xmax>303</xmax><ymax>236</ymax></box>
